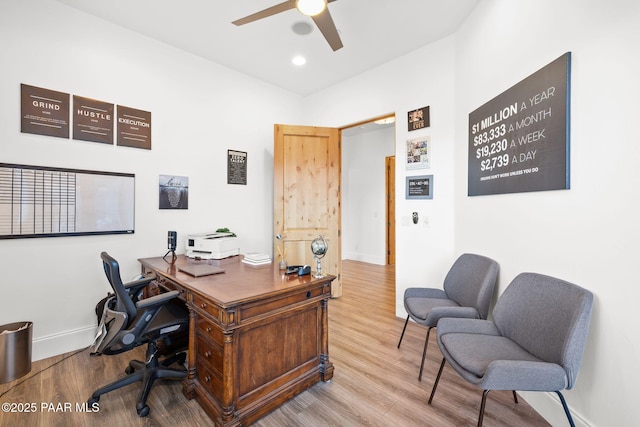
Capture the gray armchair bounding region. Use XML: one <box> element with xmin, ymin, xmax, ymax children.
<box><xmin>397</xmin><ymin>253</ymin><xmax>499</xmax><ymax>380</ymax></box>
<box><xmin>428</xmin><ymin>272</ymin><xmax>594</xmax><ymax>427</ymax></box>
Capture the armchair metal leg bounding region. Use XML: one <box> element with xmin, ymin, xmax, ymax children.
<box><xmin>477</xmin><ymin>390</ymin><xmax>516</xmax><ymax>426</ymax></box>
<box><xmin>418</xmin><ymin>326</ymin><xmax>434</xmax><ymax>381</ymax></box>
<box><xmin>474</xmin><ymin>390</ymin><xmax>570</xmax><ymax>427</ymax></box>
<box><xmin>556</xmin><ymin>391</ymin><xmax>576</xmax><ymax>427</ymax></box>
<box><xmin>478</xmin><ymin>390</ymin><xmax>491</xmax><ymax>427</ymax></box>
<box><xmin>397</xmin><ymin>315</ymin><xmax>410</xmax><ymax>348</ymax></box>
<box><xmin>426</xmin><ymin>359</ymin><xmax>520</xmax><ymax>427</ymax></box>
<box><xmin>428</xmin><ymin>357</ymin><xmax>446</xmax><ymax>405</ymax></box>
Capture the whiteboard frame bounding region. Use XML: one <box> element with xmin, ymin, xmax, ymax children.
<box><xmin>0</xmin><ymin>163</ymin><xmax>135</xmax><ymax>239</ymax></box>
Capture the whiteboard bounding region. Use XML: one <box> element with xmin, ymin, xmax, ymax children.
<box><xmin>0</xmin><ymin>163</ymin><xmax>134</xmax><ymax>239</ymax></box>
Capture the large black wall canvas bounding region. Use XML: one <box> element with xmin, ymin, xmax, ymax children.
<box><xmin>468</xmin><ymin>52</ymin><xmax>571</xmax><ymax>196</ymax></box>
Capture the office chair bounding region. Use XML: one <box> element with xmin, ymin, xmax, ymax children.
<box><xmin>94</xmin><ymin>273</ymin><xmax>152</xmax><ymax>321</ymax></box>
<box><xmin>428</xmin><ymin>272</ymin><xmax>594</xmax><ymax>427</ymax></box>
<box><xmin>397</xmin><ymin>253</ymin><xmax>499</xmax><ymax>380</ymax></box>
<box><xmin>89</xmin><ymin>252</ymin><xmax>189</xmax><ymax>417</ymax></box>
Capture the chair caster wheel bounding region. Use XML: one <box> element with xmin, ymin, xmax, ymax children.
<box><xmin>137</xmin><ymin>404</ymin><xmax>150</xmax><ymax>417</ymax></box>
<box><xmin>88</xmin><ymin>396</ymin><xmax>99</xmax><ymax>405</ymax></box>
<box><xmin>125</xmin><ymin>366</ymin><xmax>135</xmax><ymax>374</ymax></box>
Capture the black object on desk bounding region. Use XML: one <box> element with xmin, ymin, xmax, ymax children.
<box><xmin>286</xmin><ymin>265</ymin><xmax>311</xmax><ymax>276</ymax></box>
<box><xmin>164</xmin><ymin>231</ymin><xmax>177</xmax><ymax>261</ymax></box>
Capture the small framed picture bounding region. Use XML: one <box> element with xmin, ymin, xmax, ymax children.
<box><xmin>228</xmin><ymin>149</ymin><xmax>247</xmax><ymax>185</ymax></box>
<box><xmin>159</xmin><ymin>174</ymin><xmax>189</xmax><ymax>209</ymax></box>
<box><xmin>407</xmin><ymin>106</ymin><xmax>430</xmax><ymax>131</ymax></box>
<box><xmin>406</xmin><ymin>136</ymin><xmax>431</xmax><ymax>170</ymax></box>
<box><xmin>406</xmin><ymin>175</ymin><xmax>433</xmax><ymax>200</ymax></box>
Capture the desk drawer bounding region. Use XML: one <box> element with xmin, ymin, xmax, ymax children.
<box><xmin>197</xmin><ymin>316</ymin><xmax>224</xmax><ymax>345</ymax></box>
<box><xmin>193</xmin><ymin>294</ymin><xmax>223</xmax><ymax>323</ymax></box>
<box><xmin>196</xmin><ymin>356</ymin><xmax>223</xmax><ymax>401</ymax></box>
<box><xmin>153</xmin><ymin>276</ymin><xmax>186</xmax><ymax>295</ymax></box>
<box><xmin>196</xmin><ymin>333</ymin><xmax>223</xmax><ymax>374</ymax></box>
<box><xmin>240</xmin><ymin>285</ymin><xmax>327</xmax><ymax>321</ymax></box>
<box><xmin>143</xmin><ymin>278</ymin><xmax>186</xmax><ymax>300</ymax></box>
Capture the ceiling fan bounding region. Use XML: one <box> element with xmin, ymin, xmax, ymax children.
<box><xmin>232</xmin><ymin>0</ymin><xmax>343</xmax><ymax>51</ymax></box>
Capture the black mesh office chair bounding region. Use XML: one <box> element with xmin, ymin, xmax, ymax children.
<box><xmin>88</xmin><ymin>252</ymin><xmax>189</xmax><ymax>417</ymax></box>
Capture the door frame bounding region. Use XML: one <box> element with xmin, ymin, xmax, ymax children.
<box><xmin>386</xmin><ymin>155</ymin><xmax>396</xmax><ymax>265</ymax></box>
<box><xmin>340</xmin><ymin>113</ymin><xmax>396</xmax><ymax>265</ymax></box>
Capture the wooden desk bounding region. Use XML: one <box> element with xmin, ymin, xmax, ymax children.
<box><xmin>139</xmin><ymin>255</ymin><xmax>334</xmax><ymax>426</ymax></box>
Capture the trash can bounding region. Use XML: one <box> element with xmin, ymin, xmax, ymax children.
<box><xmin>0</xmin><ymin>321</ymin><xmax>33</xmax><ymax>384</ymax></box>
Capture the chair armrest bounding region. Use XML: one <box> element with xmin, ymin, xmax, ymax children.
<box><xmin>427</xmin><ymin>306</ymin><xmax>479</xmax><ymax>324</ymax></box>
<box><xmin>481</xmin><ymin>360</ymin><xmax>568</xmax><ymax>391</ymax></box>
<box><xmin>404</xmin><ymin>287</ymin><xmax>448</xmax><ymax>299</ymax></box>
<box><xmin>124</xmin><ymin>276</ymin><xmax>154</xmax><ymax>294</ymax></box>
<box><xmin>136</xmin><ymin>290</ymin><xmax>181</xmax><ymax>310</ymax></box>
<box><xmin>436</xmin><ymin>318</ymin><xmax>499</xmax><ymax>336</ymax></box>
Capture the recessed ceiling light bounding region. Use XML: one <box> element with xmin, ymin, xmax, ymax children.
<box><xmin>292</xmin><ymin>21</ymin><xmax>313</xmax><ymax>36</ymax></box>
<box><xmin>292</xmin><ymin>55</ymin><xmax>306</xmax><ymax>66</ymax></box>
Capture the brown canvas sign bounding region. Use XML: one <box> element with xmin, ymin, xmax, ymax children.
<box><xmin>21</xmin><ymin>84</ymin><xmax>70</xmax><ymax>139</ymax></box>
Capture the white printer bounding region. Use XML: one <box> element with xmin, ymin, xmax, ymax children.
<box><xmin>185</xmin><ymin>232</ymin><xmax>239</xmax><ymax>259</ymax></box>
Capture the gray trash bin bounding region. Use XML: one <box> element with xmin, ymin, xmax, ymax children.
<box><xmin>0</xmin><ymin>321</ymin><xmax>33</xmax><ymax>384</ymax></box>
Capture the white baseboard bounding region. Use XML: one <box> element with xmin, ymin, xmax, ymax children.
<box><xmin>32</xmin><ymin>325</ymin><xmax>96</xmax><ymax>361</ymax></box>
<box><xmin>519</xmin><ymin>391</ymin><xmax>591</xmax><ymax>427</ymax></box>
<box><xmin>343</xmin><ymin>253</ymin><xmax>386</xmax><ymax>265</ymax></box>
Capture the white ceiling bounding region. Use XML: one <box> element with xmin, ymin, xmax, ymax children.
<box><xmin>55</xmin><ymin>0</ymin><xmax>479</xmax><ymax>97</ymax></box>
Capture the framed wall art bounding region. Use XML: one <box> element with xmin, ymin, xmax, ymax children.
<box><xmin>406</xmin><ymin>175</ymin><xmax>433</xmax><ymax>200</ymax></box>
<box><xmin>159</xmin><ymin>174</ymin><xmax>188</xmax><ymax>209</ymax></box>
<box><xmin>406</xmin><ymin>136</ymin><xmax>431</xmax><ymax>170</ymax></box>
<box><xmin>468</xmin><ymin>52</ymin><xmax>571</xmax><ymax>196</ymax></box>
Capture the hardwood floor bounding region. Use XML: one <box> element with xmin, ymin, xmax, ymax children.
<box><xmin>0</xmin><ymin>260</ymin><xmax>550</xmax><ymax>426</ymax></box>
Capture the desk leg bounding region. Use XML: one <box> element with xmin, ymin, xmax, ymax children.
<box><xmin>221</xmin><ymin>332</ymin><xmax>235</xmax><ymax>422</ymax></box>
<box><xmin>182</xmin><ymin>305</ymin><xmax>197</xmax><ymax>399</ymax></box>
<box><xmin>319</xmin><ymin>296</ymin><xmax>334</xmax><ymax>381</ymax></box>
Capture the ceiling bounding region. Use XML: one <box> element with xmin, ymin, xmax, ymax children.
<box><xmin>342</xmin><ymin>118</ymin><xmax>394</xmax><ymax>137</ymax></box>
<box><xmin>55</xmin><ymin>0</ymin><xmax>479</xmax><ymax>97</ymax></box>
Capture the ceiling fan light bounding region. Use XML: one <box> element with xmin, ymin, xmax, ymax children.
<box><xmin>296</xmin><ymin>0</ymin><xmax>327</xmax><ymax>17</ymax></box>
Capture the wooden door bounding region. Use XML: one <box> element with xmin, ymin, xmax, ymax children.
<box><xmin>274</xmin><ymin>124</ymin><xmax>342</xmax><ymax>297</ymax></box>
<box><xmin>386</xmin><ymin>156</ymin><xmax>396</xmax><ymax>265</ymax></box>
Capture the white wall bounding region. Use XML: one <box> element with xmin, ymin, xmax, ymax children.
<box><xmin>0</xmin><ymin>0</ymin><xmax>302</xmax><ymax>360</ymax></box>
<box><xmin>342</xmin><ymin>126</ymin><xmax>395</xmax><ymax>264</ymax></box>
<box><xmin>302</xmin><ymin>36</ymin><xmax>458</xmax><ymax>313</ymax></box>
<box><xmin>453</xmin><ymin>1</ymin><xmax>640</xmax><ymax>426</ymax></box>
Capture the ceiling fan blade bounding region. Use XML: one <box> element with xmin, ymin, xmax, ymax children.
<box><xmin>312</xmin><ymin>6</ymin><xmax>343</xmax><ymax>51</ymax></box>
<box><xmin>232</xmin><ymin>0</ymin><xmax>296</xmax><ymax>26</ymax></box>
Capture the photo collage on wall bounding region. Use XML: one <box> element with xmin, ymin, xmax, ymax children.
<box><xmin>405</xmin><ymin>105</ymin><xmax>433</xmax><ymax>199</ymax></box>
